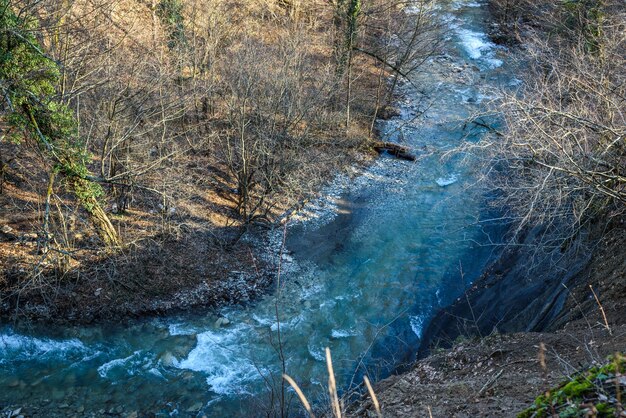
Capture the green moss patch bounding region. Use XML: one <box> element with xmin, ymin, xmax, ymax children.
<box><xmin>519</xmin><ymin>354</ymin><xmax>624</xmax><ymax>418</ymax></box>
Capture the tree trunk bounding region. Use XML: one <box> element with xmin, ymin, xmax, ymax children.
<box><xmin>0</xmin><ymin>149</ymin><xmax>5</xmax><ymax>195</ymax></box>
<box><xmin>85</xmin><ymin>197</ymin><xmax>121</xmax><ymax>248</ymax></box>
<box><xmin>39</xmin><ymin>169</ymin><xmax>57</xmax><ymax>254</ymax></box>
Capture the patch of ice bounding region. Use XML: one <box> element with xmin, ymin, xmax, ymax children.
<box><xmin>436</xmin><ymin>175</ymin><xmax>459</xmax><ymax>187</ymax></box>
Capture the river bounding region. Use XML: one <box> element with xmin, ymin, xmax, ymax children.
<box><xmin>0</xmin><ymin>1</ymin><xmax>519</xmax><ymax>416</ymax></box>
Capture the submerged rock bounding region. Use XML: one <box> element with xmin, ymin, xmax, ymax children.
<box><xmin>214</xmin><ymin>317</ymin><xmax>230</xmax><ymax>327</ymax></box>
<box><xmin>186</xmin><ymin>402</ymin><xmax>203</xmax><ymax>412</ymax></box>
<box><xmin>160</xmin><ymin>351</ymin><xmax>176</xmax><ymax>367</ymax></box>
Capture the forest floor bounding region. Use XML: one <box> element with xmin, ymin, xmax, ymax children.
<box><xmin>0</xmin><ymin>146</ymin><xmax>378</xmax><ymax>323</ymax></box>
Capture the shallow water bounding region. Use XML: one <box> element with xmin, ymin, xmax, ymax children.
<box><xmin>1</xmin><ymin>1</ymin><xmax>519</xmax><ymax>416</ymax></box>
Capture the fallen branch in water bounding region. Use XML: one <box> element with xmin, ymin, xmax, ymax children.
<box><xmin>372</xmin><ymin>141</ymin><xmax>417</xmax><ymax>161</ymax></box>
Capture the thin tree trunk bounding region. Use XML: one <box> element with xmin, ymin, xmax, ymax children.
<box><xmin>85</xmin><ymin>197</ymin><xmax>121</xmax><ymax>248</ymax></box>
<box><xmin>369</xmin><ymin>65</ymin><xmax>385</xmax><ymax>138</ymax></box>
<box><xmin>40</xmin><ymin>169</ymin><xmax>57</xmax><ymax>254</ymax></box>
<box><xmin>0</xmin><ymin>149</ymin><xmax>5</xmax><ymax>195</ymax></box>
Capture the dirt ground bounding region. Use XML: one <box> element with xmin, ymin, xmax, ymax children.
<box><xmin>352</xmin><ymin>324</ymin><xmax>625</xmax><ymax>417</ymax></box>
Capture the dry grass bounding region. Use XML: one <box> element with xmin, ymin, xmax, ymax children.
<box><xmin>284</xmin><ymin>347</ymin><xmax>383</xmax><ymax>418</ymax></box>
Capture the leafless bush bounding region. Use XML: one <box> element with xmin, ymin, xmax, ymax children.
<box><xmin>482</xmin><ymin>0</ymin><xmax>625</xmax><ymax>245</ymax></box>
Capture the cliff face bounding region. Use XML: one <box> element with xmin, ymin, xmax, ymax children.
<box><xmin>418</xmin><ymin>226</ymin><xmax>625</xmax><ymax>357</ymax></box>
<box><xmin>352</xmin><ymin>225</ymin><xmax>625</xmax><ymax>417</ymax></box>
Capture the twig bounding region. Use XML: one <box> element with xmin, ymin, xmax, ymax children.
<box><xmin>478</xmin><ymin>369</ymin><xmax>504</xmax><ymax>396</ymax></box>
<box><xmin>589</xmin><ymin>285</ymin><xmax>611</xmax><ymax>335</ymax></box>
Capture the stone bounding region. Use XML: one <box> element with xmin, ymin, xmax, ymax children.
<box><xmin>160</xmin><ymin>351</ymin><xmax>176</xmax><ymax>367</ymax></box>
<box><xmin>214</xmin><ymin>317</ymin><xmax>230</xmax><ymax>327</ymax></box>
<box><xmin>1</xmin><ymin>225</ymin><xmax>14</xmax><ymax>234</ymax></box>
<box><xmin>10</xmin><ymin>408</ymin><xmax>21</xmax><ymax>417</ymax></box>
<box><xmin>8</xmin><ymin>379</ymin><xmax>19</xmax><ymax>387</ymax></box>
<box><xmin>186</xmin><ymin>402</ymin><xmax>204</xmax><ymax>412</ymax></box>
<box><xmin>126</xmin><ymin>411</ymin><xmax>138</xmax><ymax>418</ymax></box>
<box><xmin>76</xmin><ymin>406</ymin><xmax>85</xmax><ymax>413</ymax></box>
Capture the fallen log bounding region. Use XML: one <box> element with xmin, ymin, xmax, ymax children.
<box><xmin>372</xmin><ymin>141</ymin><xmax>417</xmax><ymax>161</ymax></box>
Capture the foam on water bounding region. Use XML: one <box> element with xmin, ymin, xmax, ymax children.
<box><xmin>455</xmin><ymin>27</ymin><xmax>504</xmax><ymax>69</ymax></box>
<box><xmin>175</xmin><ymin>325</ymin><xmax>262</xmax><ymax>395</ymax></box>
<box><xmin>0</xmin><ymin>331</ymin><xmax>88</xmax><ymax>364</ymax></box>
<box><xmin>409</xmin><ymin>315</ymin><xmax>426</xmax><ymax>338</ymax></box>
<box><xmin>307</xmin><ymin>341</ymin><xmax>326</xmax><ymax>362</ymax></box>
<box><xmin>97</xmin><ymin>350</ymin><xmax>147</xmax><ymax>378</ymax></box>
<box><xmin>331</xmin><ymin>329</ymin><xmax>358</xmax><ymax>339</ymax></box>
<box><xmin>457</xmin><ymin>28</ymin><xmax>490</xmax><ymax>59</ymax></box>
<box><xmin>168</xmin><ymin>323</ymin><xmax>199</xmax><ymax>336</ymax></box>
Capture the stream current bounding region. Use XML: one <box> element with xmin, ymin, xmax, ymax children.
<box><xmin>0</xmin><ymin>1</ymin><xmax>520</xmax><ymax>416</ymax></box>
